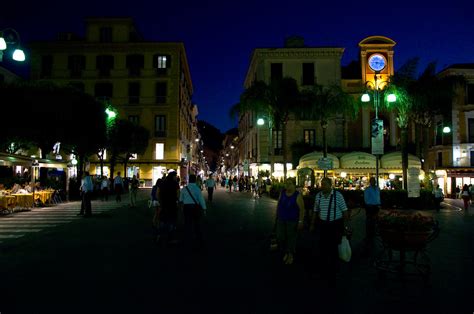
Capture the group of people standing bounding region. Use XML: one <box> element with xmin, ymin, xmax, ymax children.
<box><xmin>79</xmin><ymin>171</ymin><xmax>140</xmax><ymax>217</ymax></box>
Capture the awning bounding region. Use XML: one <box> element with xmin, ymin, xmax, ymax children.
<box><xmin>298</xmin><ymin>151</ymin><xmax>340</xmax><ymax>169</ymax></box>
<box><xmin>380</xmin><ymin>152</ymin><xmax>421</xmax><ymax>169</ymax></box>
<box><xmin>340</xmin><ymin>151</ymin><xmax>376</xmax><ymax>169</ymax></box>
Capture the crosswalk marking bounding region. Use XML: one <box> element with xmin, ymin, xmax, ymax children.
<box><xmin>0</xmin><ymin>190</ymin><xmax>150</xmax><ymax>246</ymax></box>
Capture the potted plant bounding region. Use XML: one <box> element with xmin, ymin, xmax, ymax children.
<box><xmin>377</xmin><ymin>210</ymin><xmax>436</xmax><ymax>250</ymax></box>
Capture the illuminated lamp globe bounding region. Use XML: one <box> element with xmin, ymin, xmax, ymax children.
<box><xmin>71</xmin><ymin>159</ymin><xmax>78</xmax><ymax>166</ymax></box>
<box><xmin>257</xmin><ymin>118</ymin><xmax>265</xmax><ymax>125</ymax></box>
<box><xmin>361</xmin><ymin>94</ymin><xmax>370</xmax><ymax>102</ymax></box>
<box><xmin>443</xmin><ymin>126</ymin><xmax>451</xmax><ymax>133</ymax></box>
<box><xmin>387</xmin><ymin>94</ymin><xmax>396</xmax><ymax>103</ymax></box>
<box><xmin>12</xmin><ymin>48</ymin><xmax>25</xmax><ymax>61</ymax></box>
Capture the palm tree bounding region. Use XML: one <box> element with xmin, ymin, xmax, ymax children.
<box><xmin>298</xmin><ymin>84</ymin><xmax>358</xmax><ymax>176</ymax></box>
<box><xmin>230</xmin><ymin>78</ymin><xmax>300</xmax><ymax>178</ymax></box>
<box><xmin>387</xmin><ymin>58</ymin><xmax>464</xmax><ymax>189</ymax></box>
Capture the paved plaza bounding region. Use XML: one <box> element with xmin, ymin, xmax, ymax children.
<box><xmin>0</xmin><ymin>188</ymin><xmax>472</xmax><ymax>313</ymax></box>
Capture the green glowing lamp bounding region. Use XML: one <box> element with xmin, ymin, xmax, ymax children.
<box><xmin>387</xmin><ymin>93</ymin><xmax>396</xmax><ymax>103</ymax></box>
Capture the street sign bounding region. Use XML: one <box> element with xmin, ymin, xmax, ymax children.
<box><xmin>371</xmin><ymin>119</ymin><xmax>384</xmax><ymax>155</ymax></box>
<box><xmin>317</xmin><ymin>157</ymin><xmax>333</xmax><ymax>170</ymax></box>
<box><xmin>243</xmin><ymin>159</ymin><xmax>249</xmax><ymax>171</ymax></box>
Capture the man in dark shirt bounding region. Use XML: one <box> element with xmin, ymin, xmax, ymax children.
<box><xmin>158</xmin><ymin>171</ymin><xmax>180</xmax><ymax>245</ymax></box>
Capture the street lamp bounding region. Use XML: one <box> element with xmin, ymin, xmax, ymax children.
<box><xmin>0</xmin><ymin>28</ymin><xmax>26</xmax><ymax>62</ymax></box>
<box><xmin>362</xmin><ymin>72</ymin><xmax>396</xmax><ymax>186</ymax></box>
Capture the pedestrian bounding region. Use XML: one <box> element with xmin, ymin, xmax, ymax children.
<box><xmin>469</xmin><ymin>184</ymin><xmax>474</xmax><ymax>204</ymax></box>
<box><xmin>101</xmin><ymin>175</ymin><xmax>109</xmax><ymax>201</ymax></box>
<box><xmin>114</xmin><ymin>172</ymin><xmax>124</xmax><ymax>203</ymax></box>
<box><xmin>310</xmin><ymin>177</ymin><xmax>350</xmax><ymax>285</ymax></box>
<box><xmin>158</xmin><ymin>171</ymin><xmax>180</xmax><ymax>245</ymax></box>
<box><xmin>275</xmin><ymin>178</ymin><xmax>305</xmax><ymax>265</ymax></box>
<box><xmin>432</xmin><ymin>184</ymin><xmax>444</xmax><ymax>212</ymax></box>
<box><xmin>455</xmin><ymin>185</ymin><xmax>461</xmax><ymax>199</ymax></box>
<box><xmin>205</xmin><ymin>175</ymin><xmax>216</xmax><ymax>202</ymax></box>
<box><xmin>79</xmin><ymin>171</ymin><xmax>93</xmax><ymax>217</ymax></box>
<box><xmin>461</xmin><ymin>184</ymin><xmax>470</xmax><ymax>210</ymax></box>
<box><xmin>151</xmin><ymin>178</ymin><xmax>162</xmax><ymax>241</ymax></box>
<box><xmin>130</xmin><ymin>175</ymin><xmax>139</xmax><ymax>207</ymax></box>
<box><xmin>363</xmin><ymin>177</ymin><xmax>381</xmax><ymax>255</ymax></box>
<box><xmin>179</xmin><ymin>174</ymin><xmax>207</xmax><ymax>249</ymax></box>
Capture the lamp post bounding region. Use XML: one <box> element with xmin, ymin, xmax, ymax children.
<box><xmin>0</xmin><ymin>28</ymin><xmax>26</xmax><ymax>62</ymax></box>
<box><xmin>362</xmin><ymin>72</ymin><xmax>396</xmax><ymax>186</ymax></box>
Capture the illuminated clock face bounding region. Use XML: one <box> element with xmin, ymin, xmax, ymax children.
<box><xmin>368</xmin><ymin>54</ymin><xmax>386</xmax><ymax>71</ymax></box>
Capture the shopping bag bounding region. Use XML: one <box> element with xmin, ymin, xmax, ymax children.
<box><xmin>338</xmin><ymin>236</ymin><xmax>351</xmax><ymax>262</ymax></box>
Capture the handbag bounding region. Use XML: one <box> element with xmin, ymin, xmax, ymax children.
<box><xmin>338</xmin><ymin>236</ymin><xmax>352</xmax><ymax>262</ymax></box>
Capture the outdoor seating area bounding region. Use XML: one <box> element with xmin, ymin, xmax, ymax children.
<box><xmin>0</xmin><ymin>189</ymin><xmax>61</xmax><ymax>214</ymax></box>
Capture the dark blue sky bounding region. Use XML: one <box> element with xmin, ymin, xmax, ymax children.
<box><xmin>2</xmin><ymin>0</ymin><xmax>473</xmax><ymax>132</ymax></box>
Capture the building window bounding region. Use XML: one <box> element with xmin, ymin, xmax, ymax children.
<box><xmin>271</xmin><ymin>63</ymin><xmax>283</xmax><ymax>82</ymax></box>
<box><xmin>273</xmin><ymin>130</ymin><xmax>283</xmax><ymax>155</ymax></box>
<box><xmin>40</xmin><ymin>55</ymin><xmax>53</xmax><ymax>78</ymax></box>
<box><xmin>437</xmin><ymin>152</ymin><xmax>443</xmax><ymax>167</ymax></box>
<box><xmin>128</xmin><ymin>82</ymin><xmax>140</xmax><ymax>104</ymax></box>
<box><xmin>128</xmin><ymin>115</ymin><xmax>139</xmax><ymax>125</ymax></box>
<box><xmin>155</xmin><ymin>115</ymin><xmax>166</xmax><ymax>137</ymax></box>
<box><xmin>68</xmin><ymin>55</ymin><xmax>85</xmax><ymax>78</ymax></box>
<box><xmin>96</xmin><ymin>55</ymin><xmax>114</xmax><ymax>77</ymax></box>
<box><xmin>304</xmin><ymin>129</ymin><xmax>316</xmax><ymax>146</ymax></box>
<box><xmin>99</xmin><ymin>27</ymin><xmax>112</xmax><ymax>43</ymax></box>
<box><xmin>468</xmin><ymin>118</ymin><xmax>474</xmax><ymax>143</ymax></box>
<box><xmin>153</xmin><ymin>54</ymin><xmax>171</xmax><ymax>76</ymax></box>
<box><xmin>302</xmin><ymin>63</ymin><xmax>315</xmax><ymax>86</ymax></box>
<box><xmin>94</xmin><ymin>82</ymin><xmax>113</xmax><ymax>100</ymax></box>
<box><xmin>156</xmin><ymin>143</ymin><xmax>164</xmax><ymax>160</ymax></box>
<box><xmin>126</xmin><ymin>54</ymin><xmax>144</xmax><ymax>77</ymax></box>
<box><xmin>156</xmin><ymin>82</ymin><xmax>167</xmax><ymax>104</ymax></box>
<box><xmin>467</xmin><ymin>84</ymin><xmax>474</xmax><ymax>105</ymax></box>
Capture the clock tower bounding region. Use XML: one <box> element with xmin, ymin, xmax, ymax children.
<box><xmin>359</xmin><ymin>36</ymin><xmax>396</xmax><ymax>87</ymax></box>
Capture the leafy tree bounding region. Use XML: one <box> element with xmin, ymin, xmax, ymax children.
<box><xmin>0</xmin><ymin>81</ymin><xmax>107</xmax><ymax>176</ymax></box>
<box><xmin>298</xmin><ymin>84</ymin><xmax>358</xmax><ymax>176</ymax></box>
<box><xmin>231</xmin><ymin>78</ymin><xmax>300</xmax><ymax>178</ymax></box>
<box><xmin>107</xmin><ymin>119</ymin><xmax>149</xmax><ymax>178</ymax></box>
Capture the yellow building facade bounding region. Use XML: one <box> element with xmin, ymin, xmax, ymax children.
<box><xmin>29</xmin><ymin>17</ymin><xmax>196</xmax><ymax>185</ymax></box>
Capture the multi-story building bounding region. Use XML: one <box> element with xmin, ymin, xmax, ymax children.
<box><xmin>428</xmin><ymin>64</ymin><xmax>474</xmax><ymax>195</ymax></box>
<box><xmin>239</xmin><ymin>36</ymin><xmax>401</xmax><ymax>180</ymax></box>
<box><xmin>29</xmin><ymin>17</ymin><xmax>196</xmax><ymax>185</ymax></box>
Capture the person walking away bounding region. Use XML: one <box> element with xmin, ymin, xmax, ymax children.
<box><xmin>276</xmin><ymin>178</ymin><xmax>305</xmax><ymax>265</ymax></box>
<box><xmin>158</xmin><ymin>171</ymin><xmax>180</xmax><ymax>245</ymax></box>
<box><xmin>205</xmin><ymin>175</ymin><xmax>216</xmax><ymax>202</ymax></box>
<box><xmin>461</xmin><ymin>184</ymin><xmax>470</xmax><ymax>210</ymax></box>
<box><xmin>363</xmin><ymin>177</ymin><xmax>381</xmax><ymax>256</ymax></box>
<box><xmin>114</xmin><ymin>172</ymin><xmax>124</xmax><ymax>203</ymax></box>
<box><xmin>179</xmin><ymin>174</ymin><xmax>207</xmax><ymax>249</ymax></box>
<box><xmin>79</xmin><ymin>171</ymin><xmax>94</xmax><ymax>217</ymax></box>
<box><xmin>151</xmin><ymin>178</ymin><xmax>162</xmax><ymax>242</ymax></box>
<box><xmin>130</xmin><ymin>175</ymin><xmax>139</xmax><ymax>207</ymax></box>
<box><xmin>310</xmin><ymin>177</ymin><xmax>350</xmax><ymax>286</ymax></box>
<box><xmin>101</xmin><ymin>176</ymin><xmax>109</xmax><ymax>201</ymax></box>
<box><xmin>432</xmin><ymin>184</ymin><xmax>444</xmax><ymax>212</ymax></box>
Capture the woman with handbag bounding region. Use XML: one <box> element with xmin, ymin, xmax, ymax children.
<box><xmin>179</xmin><ymin>174</ymin><xmax>207</xmax><ymax>249</ymax></box>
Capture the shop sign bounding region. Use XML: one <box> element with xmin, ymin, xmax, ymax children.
<box><xmin>243</xmin><ymin>159</ymin><xmax>249</xmax><ymax>171</ymax></box>
<box><xmin>317</xmin><ymin>158</ymin><xmax>333</xmax><ymax>170</ymax></box>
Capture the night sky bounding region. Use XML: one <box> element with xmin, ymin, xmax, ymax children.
<box><xmin>1</xmin><ymin>0</ymin><xmax>473</xmax><ymax>132</ymax></box>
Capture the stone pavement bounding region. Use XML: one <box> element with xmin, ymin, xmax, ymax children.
<box><xmin>0</xmin><ymin>187</ymin><xmax>472</xmax><ymax>314</ymax></box>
